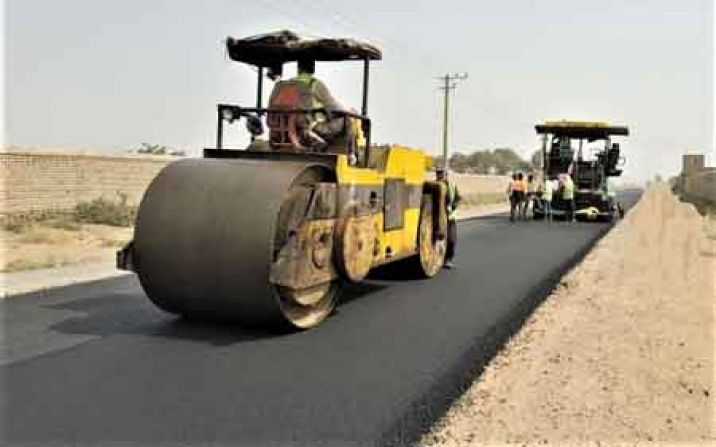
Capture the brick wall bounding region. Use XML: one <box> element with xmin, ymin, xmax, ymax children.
<box><xmin>1</xmin><ymin>151</ymin><xmax>510</xmax><ymax>215</ymax></box>
<box><xmin>1</xmin><ymin>152</ymin><xmax>173</xmax><ymax>215</ymax></box>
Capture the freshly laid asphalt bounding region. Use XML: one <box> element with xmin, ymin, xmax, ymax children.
<box><xmin>1</xmin><ymin>191</ymin><xmax>641</xmax><ymax>446</ymax></box>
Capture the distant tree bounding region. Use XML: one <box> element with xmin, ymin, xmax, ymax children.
<box><xmin>134</xmin><ymin>143</ymin><xmax>184</xmax><ymax>157</ymax></box>
<box><xmin>438</xmin><ymin>148</ymin><xmax>531</xmax><ymax>174</ymax></box>
<box><xmin>137</xmin><ymin>143</ymin><xmax>168</xmax><ymax>155</ymax></box>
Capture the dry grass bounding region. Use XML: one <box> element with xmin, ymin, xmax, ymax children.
<box><xmin>0</xmin><ymin>196</ymin><xmax>138</xmax><ymax>272</ymax></box>
<box><xmin>0</xmin><ymin>222</ymin><xmax>133</xmax><ymax>273</ymax></box>
<box><xmin>2</xmin><ymin>195</ymin><xmax>136</xmax><ymax>235</ymax></box>
<box><xmin>3</xmin><ymin>256</ymin><xmax>72</xmax><ymax>273</ymax></box>
<box><xmin>14</xmin><ymin>226</ymin><xmax>77</xmax><ymax>245</ymax></box>
<box><xmin>74</xmin><ymin>195</ymin><xmax>137</xmax><ymax>226</ymax></box>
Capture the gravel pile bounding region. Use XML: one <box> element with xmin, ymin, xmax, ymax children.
<box><xmin>423</xmin><ymin>184</ymin><xmax>714</xmax><ymax>445</ymax></box>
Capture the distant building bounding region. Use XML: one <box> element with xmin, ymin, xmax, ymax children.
<box><xmin>682</xmin><ymin>154</ymin><xmax>705</xmax><ymax>175</ymax></box>
<box><xmin>675</xmin><ymin>153</ymin><xmax>715</xmax><ymax>207</ymax></box>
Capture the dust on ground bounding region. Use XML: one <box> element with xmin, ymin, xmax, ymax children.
<box><xmin>0</xmin><ymin>223</ymin><xmax>132</xmax><ymax>272</ymax></box>
<box><xmin>423</xmin><ymin>184</ymin><xmax>714</xmax><ymax>445</ymax></box>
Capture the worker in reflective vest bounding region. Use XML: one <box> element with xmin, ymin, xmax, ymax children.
<box><xmin>292</xmin><ymin>59</ymin><xmax>354</xmax><ymax>152</ymax></box>
<box><xmin>561</xmin><ymin>173</ymin><xmax>575</xmax><ymax>222</ymax></box>
<box><xmin>437</xmin><ymin>168</ymin><xmax>462</xmax><ymax>269</ymax></box>
<box><xmin>543</xmin><ymin>177</ymin><xmax>556</xmax><ymax>221</ymax></box>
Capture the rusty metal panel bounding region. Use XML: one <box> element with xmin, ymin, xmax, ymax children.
<box><xmin>307</xmin><ymin>183</ymin><xmax>337</xmax><ymax>220</ymax></box>
<box><xmin>384</xmin><ymin>178</ymin><xmax>406</xmax><ymax>231</ymax></box>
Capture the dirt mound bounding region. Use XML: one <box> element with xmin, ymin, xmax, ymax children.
<box><xmin>423</xmin><ymin>184</ymin><xmax>714</xmax><ymax>444</ymax></box>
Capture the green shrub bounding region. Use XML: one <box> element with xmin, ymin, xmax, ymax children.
<box><xmin>1</xmin><ymin>212</ymin><xmax>59</xmax><ymax>233</ymax></box>
<box><xmin>3</xmin><ymin>256</ymin><xmax>71</xmax><ymax>272</ymax></box>
<box><xmin>74</xmin><ymin>194</ymin><xmax>136</xmax><ymax>227</ymax></box>
<box><xmin>47</xmin><ymin>216</ymin><xmax>82</xmax><ymax>231</ymax></box>
<box><xmin>2</xmin><ymin>215</ymin><xmax>32</xmax><ymax>233</ymax></box>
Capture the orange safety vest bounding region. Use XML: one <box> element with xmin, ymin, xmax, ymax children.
<box><xmin>511</xmin><ymin>179</ymin><xmax>526</xmax><ymax>192</ymax></box>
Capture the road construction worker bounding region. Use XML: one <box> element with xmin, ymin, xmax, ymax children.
<box><xmin>508</xmin><ymin>172</ymin><xmax>525</xmax><ymax>222</ymax></box>
<box><xmin>543</xmin><ymin>177</ymin><xmax>556</xmax><ymax>221</ymax></box>
<box><xmin>437</xmin><ymin>168</ymin><xmax>461</xmax><ymax>269</ymax></box>
<box><xmin>561</xmin><ymin>173</ymin><xmax>576</xmax><ymax>222</ymax></box>
<box><xmin>522</xmin><ymin>173</ymin><xmax>536</xmax><ymax>220</ymax></box>
<box><xmin>291</xmin><ymin>58</ymin><xmax>354</xmax><ymax>152</ymax></box>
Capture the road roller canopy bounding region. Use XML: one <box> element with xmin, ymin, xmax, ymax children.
<box><xmin>214</xmin><ymin>30</ymin><xmax>381</xmax><ymax>155</ymax></box>
<box><xmin>226</xmin><ymin>30</ymin><xmax>382</xmax><ymax>67</ymax></box>
<box><xmin>535</xmin><ymin>120</ymin><xmax>629</xmax><ymax>139</ymax></box>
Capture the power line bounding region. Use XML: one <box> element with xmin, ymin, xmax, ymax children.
<box><xmin>252</xmin><ymin>0</ymin><xmax>326</xmax><ymax>36</ymax></box>
<box><xmin>293</xmin><ymin>0</ymin><xmax>443</xmax><ymax>78</ymax></box>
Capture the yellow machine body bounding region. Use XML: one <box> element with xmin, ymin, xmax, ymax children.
<box><xmin>335</xmin><ymin>145</ymin><xmax>431</xmax><ymax>265</ymax></box>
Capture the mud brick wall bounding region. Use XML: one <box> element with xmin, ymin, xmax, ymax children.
<box><xmin>1</xmin><ymin>151</ymin><xmax>510</xmax><ymax>215</ymax></box>
<box><xmin>1</xmin><ymin>152</ymin><xmax>173</xmax><ymax>215</ymax></box>
<box><xmin>450</xmin><ymin>172</ymin><xmax>510</xmax><ymax>197</ymax></box>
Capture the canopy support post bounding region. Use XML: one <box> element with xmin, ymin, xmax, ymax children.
<box><xmin>256</xmin><ymin>66</ymin><xmax>264</xmax><ymax>112</ymax></box>
<box><xmin>361</xmin><ymin>59</ymin><xmax>369</xmax><ymax>116</ymax></box>
<box><xmin>216</xmin><ymin>106</ymin><xmax>224</xmax><ymax>150</ymax></box>
<box><xmin>541</xmin><ymin>133</ymin><xmax>548</xmax><ymax>180</ymax></box>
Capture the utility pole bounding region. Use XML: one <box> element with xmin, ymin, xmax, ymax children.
<box><xmin>438</xmin><ymin>72</ymin><xmax>468</xmax><ymax>172</ymax></box>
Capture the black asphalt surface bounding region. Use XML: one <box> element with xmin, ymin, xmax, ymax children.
<box><xmin>1</xmin><ymin>191</ymin><xmax>641</xmax><ymax>446</ymax></box>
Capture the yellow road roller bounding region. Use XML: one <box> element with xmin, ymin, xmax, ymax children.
<box><xmin>118</xmin><ymin>31</ymin><xmax>448</xmax><ymax>329</ymax></box>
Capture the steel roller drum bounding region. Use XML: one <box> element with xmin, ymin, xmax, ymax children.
<box><xmin>133</xmin><ymin>157</ymin><xmax>333</xmax><ymax>327</ymax></box>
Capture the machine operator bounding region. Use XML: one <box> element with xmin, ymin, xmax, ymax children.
<box><xmin>269</xmin><ymin>58</ymin><xmax>355</xmax><ymax>153</ymax></box>
<box><xmin>437</xmin><ymin>168</ymin><xmax>461</xmax><ymax>269</ymax></box>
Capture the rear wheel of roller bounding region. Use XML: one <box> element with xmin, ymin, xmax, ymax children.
<box><xmin>416</xmin><ymin>196</ymin><xmax>446</xmax><ymax>277</ymax></box>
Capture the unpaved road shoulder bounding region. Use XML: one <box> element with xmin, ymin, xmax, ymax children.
<box><xmin>423</xmin><ymin>184</ymin><xmax>714</xmax><ymax>444</ymax></box>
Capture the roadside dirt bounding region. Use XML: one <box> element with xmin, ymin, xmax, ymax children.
<box><xmin>423</xmin><ymin>184</ymin><xmax>714</xmax><ymax>445</ymax></box>
<box><xmin>0</xmin><ymin>224</ymin><xmax>132</xmax><ymax>272</ymax></box>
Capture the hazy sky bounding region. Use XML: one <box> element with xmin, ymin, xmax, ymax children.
<box><xmin>5</xmin><ymin>0</ymin><xmax>714</xmax><ymax>181</ymax></box>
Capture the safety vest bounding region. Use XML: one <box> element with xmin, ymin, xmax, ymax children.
<box><xmin>543</xmin><ymin>180</ymin><xmax>553</xmax><ymax>201</ymax></box>
<box><xmin>446</xmin><ymin>181</ymin><xmax>459</xmax><ymax>220</ymax></box>
<box><xmin>511</xmin><ymin>179</ymin><xmax>525</xmax><ymax>192</ymax></box>
<box><xmin>563</xmin><ymin>177</ymin><xmax>575</xmax><ymax>200</ymax></box>
<box><xmin>527</xmin><ymin>180</ymin><xmax>537</xmax><ymax>194</ymax></box>
<box><xmin>293</xmin><ymin>72</ymin><xmax>322</xmax><ymax>109</ymax></box>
